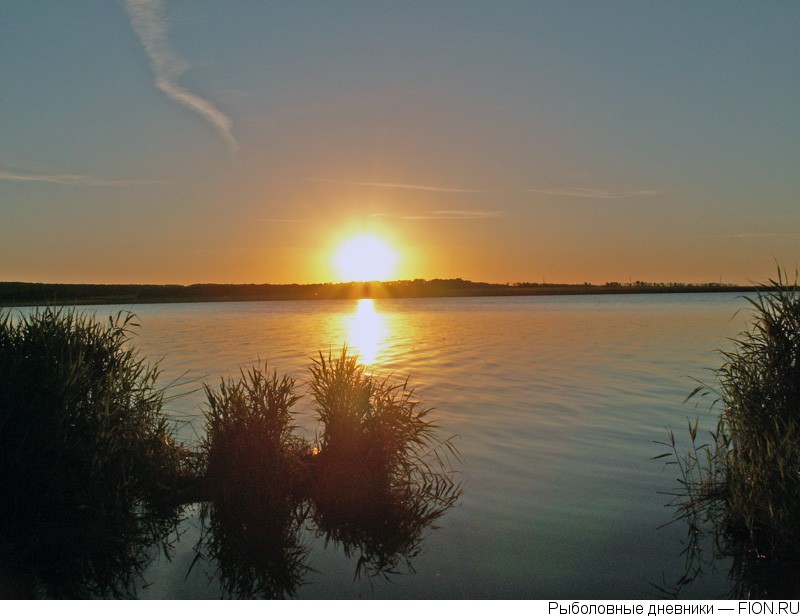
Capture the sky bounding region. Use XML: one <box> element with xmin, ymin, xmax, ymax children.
<box><xmin>1</xmin><ymin>1</ymin><xmax>799</xmax><ymax>285</ymax></box>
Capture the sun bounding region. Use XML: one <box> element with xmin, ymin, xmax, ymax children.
<box><xmin>333</xmin><ymin>234</ymin><xmax>399</xmax><ymax>282</ymax></box>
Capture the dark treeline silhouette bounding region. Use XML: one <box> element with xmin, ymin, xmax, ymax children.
<box><xmin>0</xmin><ymin>279</ymin><xmax>755</xmax><ymax>306</ymax></box>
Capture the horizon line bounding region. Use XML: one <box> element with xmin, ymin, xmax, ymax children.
<box><xmin>0</xmin><ymin>278</ymin><xmax>753</xmax><ymax>288</ymax></box>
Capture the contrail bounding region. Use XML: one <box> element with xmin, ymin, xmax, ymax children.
<box><xmin>125</xmin><ymin>0</ymin><xmax>238</xmax><ymax>155</ymax></box>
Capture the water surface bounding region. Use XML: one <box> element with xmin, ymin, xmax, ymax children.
<box><xmin>20</xmin><ymin>293</ymin><xmax>751</xmax><ymax>598</ymax></box>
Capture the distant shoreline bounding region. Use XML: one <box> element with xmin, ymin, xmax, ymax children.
<box><xmin>0</xmin><ymin>279</ymin><xmax>758</xmax><ymax>307</ymax></box>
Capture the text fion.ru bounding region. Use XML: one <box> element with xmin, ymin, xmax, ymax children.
<box><xmin>547</xmin><ymin>602</ymin><xmax>800</xmax><ymax>616</ymax></box>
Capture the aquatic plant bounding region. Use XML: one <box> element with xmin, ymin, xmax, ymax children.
<box><xmin>0</xmin><ymin>307</ymin><xmax>461</xmax><ymax>597</ymax></box>
<box><xmin>308</xmin><ymin>348</ymin><xmax>462</xmax><ymax>578</ymax></box>
<box><xmin>309</xmin><ymin>349</ymin><xmax>460</xmax><ymax>504</ymax></box>
<box><xmin>660</xmin><ymin>269</ymin><xmax>800</xmax><ymax>597</ymax></box>
<box><xmin>197</xmin><ymin>349</ymin><xmax>462</xmax><ymax>589</ymax></box>
<box><xmin>197</xmin><ymin>364</ymin><xmax>312</xmax><ymax>598</ymax></box>
<box><xmin>0</xmin><ymin>307</ymin><xmax>186</xmax><ymax>597</ymax></box>
<box><xmin>201</xmin><ymin>364</ymin><xmax>309</xmax><ymax>504</ymax></box>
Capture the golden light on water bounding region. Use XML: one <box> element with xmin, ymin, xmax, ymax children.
<box><xmin>332</xmin><ymin>234</ymin><xmax>398</xmax><ymax>282</ymax></box>
<box><xmin>345</xmin><ymin>299</ymin><xmax>387</xmax><ymax>365</ymax></box>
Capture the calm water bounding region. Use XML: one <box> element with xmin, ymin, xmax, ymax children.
<box><xmin>21</xmin><ymin>293</ymin><xmax>754</xmax><ymax>598</ymax></box>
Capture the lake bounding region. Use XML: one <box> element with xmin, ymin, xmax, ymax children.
<box><xmin>16</xmin><ymin>293</ymin><xmax>753</xmax><ymax>598</ymax></box>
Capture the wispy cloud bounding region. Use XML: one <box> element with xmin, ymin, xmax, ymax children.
<box><xmin>311</xmin><ymin>179</ymin><xmax>655</xmax><ymax>199</ymax></box>
<box><xmin>249</xmin><ymin>218</ymin><xmax>316</xmax><ymax>223</ymax></box>
<box><xmin>0</xmin><ymin>170</ymin><xmax>165</xmax><ymax>186</ymax></box>
<box><xmin>308</xmin><ymin>179</ymin><xmax>492</xmax><ymax>194</ymax></box>
<box><xmin>401</xmin><ymin>210</ymin><xmax>506</xmax><ymax>221</ymax></box>
<box><xmin>526</xmin><ymin>187</ymin><xmax>657</xmax><ymax>199</ymax></box>
<box><xmin>700</xmin><ymin>232</ymin><xmax>800</xmax><ymax>239</ymax></box>
<box><xmin>125</xmin><ymin>0</ymin><xmax>238</xmax><ymax>155</ymax></box>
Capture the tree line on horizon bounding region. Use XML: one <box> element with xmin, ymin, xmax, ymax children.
<box><xmin>0</xmin><ymin>278</ymin><xmax>751</xmax><ymax>306</ymax></box>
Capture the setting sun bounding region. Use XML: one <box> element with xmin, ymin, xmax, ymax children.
<box><xmin>332</xmin><ymin>234</ymin><xmax>399</xmax><ymax>282</ymax></box>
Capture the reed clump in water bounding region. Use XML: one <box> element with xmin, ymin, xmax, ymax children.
<box><xmin>307</xmin><ymin>349</ymin><xmax>462</xmax><ymax>577</ymax></box>
<box><xmin>197</xmin><ymin>365</ymin><xmax>312</xmax><ymax>599</ymax></box>
<box><xmin>197</xmin><ymin>348</ymin><xmax>461</xmax><ymax>598</ymax></box>
<box><xmin>662</xmin><ymin>270</ymin><xmax>800</xmax><ymax>595</ymax></box>
<box><xmin>308</xmin><ymin>350</ymin><xmax>456</xmax><ymax>505</ymax></box>
<box><xmin>0</xmin><ymin>307</ymin><xmax>188</xmax><ymax>597</ymax></box>
<box><xmin>199</xmin><ymin>348</ymin><xmax>461</xmax><ymax>523</ymax></box>
<box><xmin>0</xmin><ymin>307</ymin><xmax>461</xmax><ymax>596</ymax></box>
<box><xmin>196</xmin><ymin>348</ymin><xmax>461</xmax><ymax>590</ymax></box>
<box><xmin>201</xmin><ymin>365</ymin><xmax>308</xmax><ymax>506</ymax></box>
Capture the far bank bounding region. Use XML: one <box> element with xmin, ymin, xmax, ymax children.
<box><xmin>0</xmin><ymin>279</ymin><xmax>756</xmax><ymax>307</ymax></box>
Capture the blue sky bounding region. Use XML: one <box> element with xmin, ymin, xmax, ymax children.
<box><xmin>1</xmin><ymin>1</ymin><xmax>798</xmax><ymax>284</ymax></box>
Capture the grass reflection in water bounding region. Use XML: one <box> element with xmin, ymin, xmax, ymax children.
<box><xmin>0</xmin><ymin>308</ymin><xmax>189</xmax><ymax>598</ymax></box>
<box><xmin>659</xmin><ymin>272</ymin><xmax>800</xmax><ymax>598</ymax></box>
<box><xmin>195</xmin><ymin>349</ymin><xmax>462</xmax><ymax>598</ymax></box>
<box><xmin>0</xmin><ymin>306</ymin><xmax>461</xmax><ymax>598</ymax></box>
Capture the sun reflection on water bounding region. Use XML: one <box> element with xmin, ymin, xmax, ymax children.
<box><xmin>345</xmin><ymin>299</ymin><xmax>387</xmax><ymax>365</ymax></box>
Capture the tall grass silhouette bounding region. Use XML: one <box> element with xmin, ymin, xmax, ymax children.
<box><xmin>0</xmin><ymin>307</ymin><xmax>186</xmax><ymax>597</ymax></box>
<box><xmin>196</xmin><ymin>364</ymin><xmax>311</xmax><ymax>598</ymax></box>
<box><xmin>194</xmin><ymin>348</ymin><xmax>461</xmax><ymax>594</ymax></box>
<box><xmin>660</xmin><ymin>269</ymin><xmax>800</xmax><ymax>597</ymax></box>
<box><xmin>0</xmin><ymin>309</ymin><xmax>461</xmax><ymax>597</ymax></box>
<box><xmin>308</xmin><ymin>349</ymin><xmax>462</xmax><ymax>578</ymax></box>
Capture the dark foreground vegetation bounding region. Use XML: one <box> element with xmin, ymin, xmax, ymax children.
<box><xmin>0</xmin><ymin>307</ymin><xmax>460</xmax><ymax>598</ymax></box>
<box><xmin>659</xmin><ymin>271</ymin><xmax>800</xmax><ymax>598</ymax></box>
<box><xmin>0</xmin><ymin>278</ymin><xmax>753</xmax><ymax>307</ymax></box>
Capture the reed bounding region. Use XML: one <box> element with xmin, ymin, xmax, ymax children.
<box><xmin>660</xmin><ymin>269</ymin><xmax>800</xmax><ymax>595</ymax></box>
<box><xmin>0</xmin><ymin>307</ymin><xmax>186</xmax><ymax>597</ymax></box>
<box><xmin>0</xmin><ymin>307</ymin><xmax>188</xmax><ymax>499</ymax></box>
<box><xmin>197</xmin><ymin>349</ymin><xmax>462</xmax><ymax>586</ymax></box>
<box><xmin>307</xmin><ymin>348</ymin><xmax>462</xmax><ymax>577</ymax></box>
<box><xmin>201</xmin><ymin>364</ymin><xmax>309</xmax><ymax>504</ymax></box>
<box><xmin>197</xmin><ymin>364</ymin><xmax>311</xmax><ymax>598</ymax></box>
<box><xmin>0</xmin><ymin>309</ymin><xmax>461</xmax><ymax>595</ymax></box>
<box><xmin>713</xmin><ymin>270</ymin><xmax>800</xmax><ymax>556</ymax></box>
<box><xmin>308</xmin><ymin>348</ymin><xmax>461</xmax><ymax>508</ymax></box>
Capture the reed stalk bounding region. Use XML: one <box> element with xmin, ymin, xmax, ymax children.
<box><xmin>0</xmin><ymin>307</ymin><xmax>186</xmax><ymax>597</ymax></box>
<box><xmin>660</xmin><ymin>268</ymin><xmax>800</xmax><ymax>596</ymax></box>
